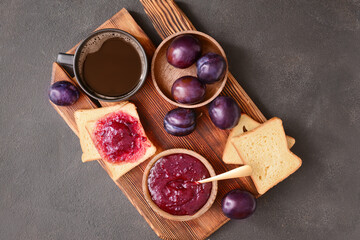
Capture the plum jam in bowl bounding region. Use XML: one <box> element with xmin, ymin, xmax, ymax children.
<box><xmin>142</xmin><ymin>149</ymin><xmax>218</xmax><ymax>221</ymax></box>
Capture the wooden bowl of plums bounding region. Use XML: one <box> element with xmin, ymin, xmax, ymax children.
<box><xmin>151</xmin><ymin>30</ymin><xmax>228</xmax><ymax>109</ymax></box>
<box><xmin>153</xmin><ymin>31</ymin><xmax>242</xmax><ymax>137</ymax></box>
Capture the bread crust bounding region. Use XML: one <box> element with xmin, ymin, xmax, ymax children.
<box><xmin>223</xmin><ymin>114</ymin><xmax>295</xmax><ymax>164</ymax></box>
<box><xmin>231</xmin><ymin>117</ymin><xmax>302</xmax><ymax>195</ymax></box>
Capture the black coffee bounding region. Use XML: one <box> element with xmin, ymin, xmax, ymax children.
<box><xmin>82</xmin><ymin>37</ymin><xmax>142</xmax><ymax>97</ymax></box>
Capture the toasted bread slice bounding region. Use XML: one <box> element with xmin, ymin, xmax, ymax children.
<box><xmin>223</xmin><ymin>114</ymin><xmax>295</xmax><ymax>164</ymax></box>
<box><xmin>231</xmin><ymin>118</ymin><xmax>301</xmax><ymax>195</ymax></box>
<box><xmin>74</xmin><ymin>102</ymin><xmax>156</xmax><ymax>180</ymax></box>
<box><xmin>74</xmin><ymin>101</ymin><xmax>128</xmax><ymax>162</ymax></box>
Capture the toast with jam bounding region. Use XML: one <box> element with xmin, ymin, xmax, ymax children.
<box><xmin>75</xmin><ymin>102</ymin><xmax>156</xmax><ymax>180</ymax></box>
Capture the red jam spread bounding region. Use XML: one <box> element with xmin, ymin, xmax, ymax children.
<box><xmin>148</xmin><ymin>154</ymin><xmax>212</xmax><ymax>216</ymax></box>
<box><xmin>92</xmin><ymin>111</ymin><xmax>149</xmax><ymax>164</ymax></box>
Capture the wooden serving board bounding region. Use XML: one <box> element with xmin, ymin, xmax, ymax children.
<box><xmin>50</xmin><ymin>1</ymin><xmax>267</xmax><ymax>239</ymax></box>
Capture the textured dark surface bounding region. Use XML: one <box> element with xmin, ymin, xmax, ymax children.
<box><xmin>0</xmin><ymin>0</ymin><xmax>359</xmax><ymax>239</ymax></box>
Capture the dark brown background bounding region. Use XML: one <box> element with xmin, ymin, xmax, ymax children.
<box><xmin>0</xmin><ymin>0</ymin><xmax>359</xmax><ymax>239</ymax></box>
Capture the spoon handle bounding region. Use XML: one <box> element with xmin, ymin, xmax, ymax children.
<box><xmin>198</xmin><ymin>165</ymin><xmax>252</xmax><ymax>184</ymax></box>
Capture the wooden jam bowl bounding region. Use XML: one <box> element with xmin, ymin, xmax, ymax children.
<box><xmin>142</xmin><ymin>148</ymin><xmax>218</xmax><ymax>221</ymax></box>
<box><xmin>151</xmin><ymin>30</ymin><xmax>228</xmax><ymax>108</ymax></box>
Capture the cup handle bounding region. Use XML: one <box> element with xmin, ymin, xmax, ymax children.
<box><xmin>56</xmin><ymin>53</ymin><xmax>75</xmax><ymax>77</ymax></box>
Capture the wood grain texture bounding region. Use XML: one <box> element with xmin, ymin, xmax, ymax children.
<box><xmin>50</xmin><ymin>62</ymin><xmax>97</xmax><ymax>135</ymax></box>
<box><xmin>141</xmin><ymin>0</ymin><xmax>195</xmax><ymax>37</ymax></box>
<box><xmin>50</xmin><ymin>4</ymin><xmax>266</xmax><ymax>240</ymax></box>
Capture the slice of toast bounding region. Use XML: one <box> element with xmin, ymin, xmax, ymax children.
<box><xmin>74</xmin><ymin>102</ymin><xmax>156</xmax><ymax>180</ymax></box>
<box><xmin>231</xmin><ymin>118</ymin><xmax>302</xmax><ymax>195</ymax></box>
<box><xmin>74</xmin><ymin>101</ymin><xmax>128</xmax><ymax>162</ymax></box>
<box><xmin>223</xmin><ymin>114</ymin><xmax>295</xmax><ymax>164</ymax></box>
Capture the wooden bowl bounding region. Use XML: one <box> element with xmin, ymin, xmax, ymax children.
<box><xmin>142</xmin><ymin>148</ymin><xmax>218</xmax><ymax>221</ymax></box>
<box><xmin>151</xmin><ymin>30</ymin><xmax>228</xmax><ymax>108</ymax></box>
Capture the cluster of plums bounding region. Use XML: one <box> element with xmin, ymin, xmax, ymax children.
<box><xmin>164</xmin><ymin>35</ymin><xmax>241</xmax><ymax>136</ymax></box>
<box><xmin>164</xmin><ymin>96</ymin><xmax>241</xmax><ymax>136</ymax></box>
<box><xmin>167</xmin><ymin>34</ymin><xmax>227</xmax><ymax>104</ymax></box>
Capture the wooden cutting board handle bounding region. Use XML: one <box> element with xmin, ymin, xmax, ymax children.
<box><xmin>141</xmin><ymin>0</ymin><xmax>196</xmax><ymax>37</ymax></box>
<box><xmin>140</xmin><ymin>0</ymin><xmax>266</xmax><ymax>123</ymax></box>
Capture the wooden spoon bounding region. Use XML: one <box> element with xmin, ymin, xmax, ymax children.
<box><xmin>197</xmin><ymin>165</ymin><xmax>252</xmax><ymax>184</ymax></box>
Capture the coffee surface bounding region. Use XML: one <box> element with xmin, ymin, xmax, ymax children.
<box><xmin>83</xmin><ymin>38</ymin><xmax>142</xmax><ymax>96</ymax></box>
